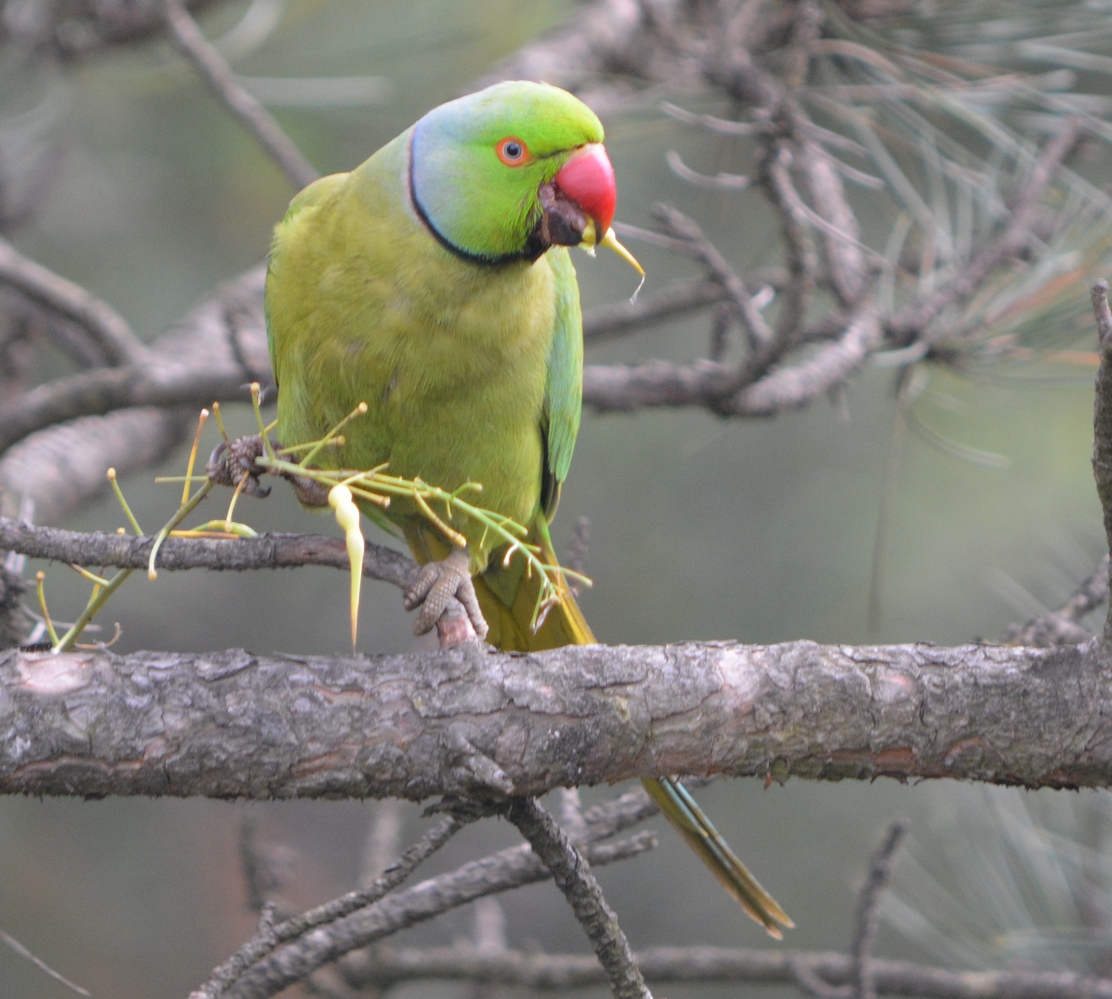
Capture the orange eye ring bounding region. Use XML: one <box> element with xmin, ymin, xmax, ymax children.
<box><xmin>496</xmin><ymin>137</ymin><xmax>530</xmax><ymax>166</ymax></box>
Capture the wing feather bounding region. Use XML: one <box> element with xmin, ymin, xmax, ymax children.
<box><xmin>540</xmin><ymin>247</ymin><xmax>583</xmax><ymax>520</ymax></box>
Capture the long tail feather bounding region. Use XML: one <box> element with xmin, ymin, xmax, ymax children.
<box><xmin>643</xmin><ymin>776</ymin><xmax>793</xmax><ymax>936</ymax></box>
<box><xmin>473</xmin><ymin>522</ymin><xmax>792</xmax><ymax>936</ymax></box>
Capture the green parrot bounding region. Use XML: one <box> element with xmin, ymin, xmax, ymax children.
<box><xmin>264</xmin><ymin>80</ymin><xmax>792</xmax><ymax>938</ymax></box>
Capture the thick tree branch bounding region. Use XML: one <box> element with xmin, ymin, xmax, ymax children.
<box><xmin>5</xmin><ymin>7</ymin><xmax>1111</xmax><ymax>999</ymax></box>
<box><xmin>1</xmin><ymin>637</ymin><xmax>1106</xmax><ymax>800</ymax></box>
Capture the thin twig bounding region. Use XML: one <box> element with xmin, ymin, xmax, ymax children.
<box><xmin>660</xmin><ymin>100</ymin><xmax>760</xmax><ymax>135</ymax></box>
<box><xmin>1091</xmin><ymin>279</ymin><xmax>1112</xmax><ymax>642</ymax></box>
<box><xmin>651</xmin><ymin>203</ymin><xmax>775</xmax><ymax>351</ymax></box>
<box><xmin>850</xmin><ymin>821</ymin><xmax>906</xmax><ymax>999</ymax></box>
<box><xmin>211</xmin><ymin>829</ymin><xmax>656</xmax><ymax>998</ymax></box>
<box><xmin>198</xmin><ymin>785</ymin><xmax>657</xmax><ymax>999</ymax></box>
<box><xmin>584</xmin><ymin>274</ymin><xmax>786</xmax><ymax>343</ymax></box>
<box><xmin>1001</xmin><ymin>553</ymin><xmax>1109</xmax><ymax>647</ymax></box>
<box><xmin>559</xmin><ymin>787</ymin><xmax>590</xmax><ymax>843</ymax></box>
<box><xmin>343</xmin><ymin>942</ymin><xmax>1112</xmax><ymax>997</ymax></box>
<box><xmin>887</xmin><ymin>119</ymin><xmax>1086</xmax><ymax>347</ymax></box>
<box><xmin>239</xmin><ymin>817</ymin><xmax>278</xmax><ymax>915</ymax></box>
<box><xmin>581</xmin><ymin>786</ymin><xmax>661</xmax><ymax>841</ymax></box>
<box><xmin>359</xmin><ymin>799</ymin><xmax>404</xmax><ymax>887</ymax></box>
<box><xmin>801</xmin><ymin>141</ymin><xmax>869</xmax><ymax>305</ymax></box>
<box><xmin>163</xmin><ymin>0</ymin><xmax>319</xmax><ymax>191</ymax></box>
<box><xmin>501</xmin><ymin>798</ymin><xmax>650</xmax><ymax>999</ymax></box>
<box><xmin>784</xmin><ymin>0</ymin><xmax>823</xmax><ymax>90</ymax></box>
<box><xmin>582</xmin><ymin>298</ymin><xmax>879</xmax><ymax>416</ymax></box>
<box><xmin>788</xmin><ymin>954</ymin><xmax>852</xmax><ymax>999</ymax></box>
<box><xmin>731</xmin><ymin>298</ymin><xmax>880</xmax><ymax>415</ymax></box>
<box><xmin>0</xmin><ymin>518</ymin><xmax>419</xmax><ymax>590</ymax></box>
<box><xmin>0</xmin><ymin>927</ymin><xmax>90</xmax><ymax>997</ymax></box>
<box><xmin>759</xmin><ymin>130</ymin><xmax>819</xmax><ymax>343</ymax></box>
<box><xmin>193</xmin><ymin>813</ymin><xmax>471</xmax><ymax>999</ymax></box>
<box><xmin>665</xmin><ymin>149</ymin><xmax>750</xmax><ymax>190</ymax></box>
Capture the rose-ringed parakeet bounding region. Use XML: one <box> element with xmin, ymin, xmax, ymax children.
<box><xmin>264</xmin><ymin>80</ymin><xmax>791</xmax><ymax>937</ymax></box>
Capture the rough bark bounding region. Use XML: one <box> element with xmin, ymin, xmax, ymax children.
<box><xmin>1</xmin><ymin>638</ymin><xmax>1104</xmax><ymax>801</ymax></box>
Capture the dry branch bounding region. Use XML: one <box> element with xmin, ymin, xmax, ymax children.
<box><xmin>1093</xmin><ymin>279</ymin><xmax>1112</xmax><ymax>643</ymax></box>
<box><xmin>1</xmin><ymin>637</ymin><xmax>1106</xmax><ymax>800</ymax></box>
<box><xmin>216</xmin><ymin>809</ymin><xmax>657</xmax><ymax>999</ymax></box>
<box><xmin>505</xmin><ymin>798</ymin><xmax>651</xmax><ymax>999</ymax></box>
<box><xmin>0</xmin><ymin>518</ymin><xmax>419</xmax><ymax>590</ymax></box>
<box><xmin>191</xmin><ymin>813</ymin><xmax>472</xmax><ymax>999</ymax></box>
<box><xmin>342</xmin><ymin>943</ymin><xmax>1112</xmax><ymax>998</ymax></box>
<box><xmin>850</xmin><ymin>822</ymin><xmax>907</xmax><ymax>999</ymax></box>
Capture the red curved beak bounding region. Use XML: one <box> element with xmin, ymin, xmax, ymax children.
<box><xmin>553</xmin><ymin>143</ymin><xmax>617</xmax><ymax>238</ymax></box>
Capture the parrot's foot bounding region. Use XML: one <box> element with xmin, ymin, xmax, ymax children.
<box><xmin>206</xmin><ymin>436</ymin><xmax>331</xmax><ymax>507</ymax></box>
<box><xmin>206</xmin><ymin>435</ymin><xmax>273</xmax><ymax>498</ymax></box>
<box><xmin>404</xmin><ymin>546</ymin><xmax>489</xmax><ymax>645</ymax></box>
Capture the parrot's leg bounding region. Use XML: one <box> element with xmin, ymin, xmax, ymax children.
<box><xmin>281</xmin><ymin>469</ymin><xmax>331</xmax><ymax>508</ymax></box>
<box><xmin>404</xmin><ymin>546</ymin><xmax>489</xmax><ymax>642</ymax></box>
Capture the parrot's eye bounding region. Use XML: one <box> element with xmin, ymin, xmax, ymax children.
<box><xmin>497</xmin><ymin>137</ymin><xmax>529</xmax><ymax>166</ymax></box>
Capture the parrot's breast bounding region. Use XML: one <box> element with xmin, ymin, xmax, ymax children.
<box><xmin>266</xmin><ymin>136</ymin><xmax>559</xmax><ymax>568</ymax></box>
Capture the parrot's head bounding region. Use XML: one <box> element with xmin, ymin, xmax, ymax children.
<box><xmin>408</xmin><ymin>81</ymin><xmax>626</xmax><ymax>265</ymax></box>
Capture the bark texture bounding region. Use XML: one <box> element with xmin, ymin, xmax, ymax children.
<box><xmin>1</xmin><ymin>638</ymin><xmax>1104</xmax><ymax>801</ymax></box>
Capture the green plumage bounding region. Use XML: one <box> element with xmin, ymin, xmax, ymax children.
<box><xmin>266</xmin><ymin>82</ymin><xmax>590</xmax><ymax>574</ymax></box>
<box><xmin>265</xmin><ymin>81</ymin><xmax>791</xmax><ymax>937</ymax></box>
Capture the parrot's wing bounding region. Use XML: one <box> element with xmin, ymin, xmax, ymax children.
<box><xmin>540</xmin><ymin>247</ymin><xmax>584</xmax><ymax>520</ymax></box>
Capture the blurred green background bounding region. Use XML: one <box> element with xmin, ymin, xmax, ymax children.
<box><xmin>0</xmin><ymin>1</ymin><xmax>1106</xmax><ymax>996</ymax></box>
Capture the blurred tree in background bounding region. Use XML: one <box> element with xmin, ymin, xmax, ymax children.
<box><xmin>4</xmin><ymin>1</ymin><xmax>1112</xmax><ymax>997</ymax></box>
